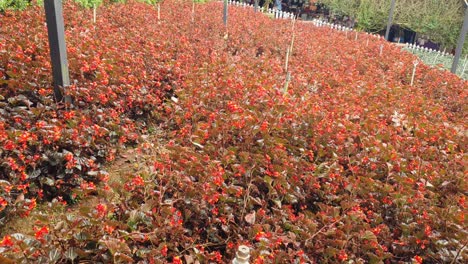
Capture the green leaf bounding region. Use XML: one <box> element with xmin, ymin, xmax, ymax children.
<box><xmin>28</xmin><ymin>169</ymin><xmax>42</xmax><ymax>179</ymax></box>
<box><xmin>264</xmin><ymin>175</ymin><xmax>273</xmax><ymax>186</ymax></box>
<box><xmin>362</xmin><ymin>230</ymin><xmax>377</xmax><ymax>243</ymax></box>
<box><xmin>74</xmin><ymin>232</ymin><xmax>88</xmax><ymax>241</ymax></box>
<box><xmin>65</xmin><ymin>247</ymin><xmax>78</xmax><ymax>261</ymax></box>
<box><xmin>99</xmin><ymin>238</ymin><xmax>131</xmax><ymax>256</ymax></box>
<box><xmin>48</xmin><ymin>248</ymin><xmax>61</xmax><ymax>263</ymax></box>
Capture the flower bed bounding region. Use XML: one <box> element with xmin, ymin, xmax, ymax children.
<box><xmin>0</xmin><ymin>0</ymin><xmax>466</xmax><ymax>263</ymax></box>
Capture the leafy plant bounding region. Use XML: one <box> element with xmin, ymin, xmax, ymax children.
<box><xmin>319</xmin><ymin>0</ymin><xmax>467</xmax><ymax>52</ymax></box>
<box><xmin>0</xmin><ymin>0</ymin><xmax>30</xmax><ymax>12</ymax></box>
<box><xmin>75</xmin><ymin>0</ymin><xmax>103</xmax><ymax>8</ymax></box>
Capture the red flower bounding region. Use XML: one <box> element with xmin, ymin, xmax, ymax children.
<box><xmin>34</xmin><ymin>226</ymin><xmax>49</xmax><ymax>241</ymax></box>
<box><xmin>424</xmin><ymin>225</ymin><xmax>432</xmax><ymax>236</ymax></box>
<box><xmin>172</xmin><ymin>256</ymin><xmax>182</xmax><ymax>264</ymax></box>
<box><xmin>0</xmin><ymin>235</ymin><xmax>14</xmax><ymax>247</ymax></box>
<box><xmin>96</xmin><ymin>203</ymin><xmax>107</xmax><ymax>218</ymax></box>
<box><xmin>253</xmin><ymin>256</ymin><xmax>264</xmax><ymax>264</ymax></box>
<box><xmin>0</xmin><ymin>197</ymin><xmax>8</xmax><ymax>211</ymax></box>
<box><xmin>132</xmin><ymin>175</ymin><xmax>145</xmax><ymax>186</ymax></box>
<box><xmin>64</xmin><ymin>153</ymin><xmax>73</xmax><ymax>162</ymax></box>
<box><xmin>103</xmin><ymin>224</ymin><xmax>116</xmax><ymax>234</ymax></box>
<box><xmin>4</xmin><ymin>140</ymin><xmax>15</xmax><ymax>151</ymax></box>
<box><xmin>414</xmin><ymin>255</ymin><xmax>423</xmax><ymax>264</ymax></box>
<box><xmin>161</xmin><ymin>244</ymin><xmax>168</xmax><ymax>257</ymax></box>
<box><xmin>337</xmin><ymin>250</ymin><xmax>348</xmax><ymax>261</ymax></box>
<box><xmin>63</xmin><ymin>111</ymin><xmax>75</xmax><ymax>120</ymax></box>
<box><xmin>255</xmin><ymin>231</ymin><xmax>270</xmax><ymax>241</ymax></box>
<box><xmin>459</xmin><ymin>196</ymin><xmax>465</xmax><ymax>208</ymax></box>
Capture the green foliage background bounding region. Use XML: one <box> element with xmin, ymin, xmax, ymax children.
<box><xmin>0</xmin><ymin>0</ymin><xmax>30</xmax><ymax>11</ymax></box>
<box><xmin>319</xmin><ymin>0</ymin><xmax>467</xmax><ymax>53</ymax></box>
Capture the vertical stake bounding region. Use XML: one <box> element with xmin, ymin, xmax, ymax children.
<box><xmin>432</xmin><ymin>52</ymin><xmax>440</xmax><ymax>65</ymax></box>
<box><xmin>285</xmin><ymin>47</ymin><xmax>290</xmax><ymax>72</ymax></box>
<box><xmin>157</xmin><ymin>3</ymin><xmax>160</xmax><ymax>20</ymax></box>
<box><xmin>283</xmin><ymin>72</ymin><xmax>291</xmax><ymax>94</ymax></box>
<box><xmin>411</xmin><ymin>60</ymin><xmax>419</xmax><ymax>86</ymax></box>
<box><xmin>44</xmin><ymin>0</ymin><xmax>70</xmax><ymax>103</ymax></box>
<box><xmin>93</xmin><ymin>4</ymin><xmax>96</xmax><ymax>23</ymax></box>
<box><xmin>290</xmin><ymin>18</ymin><xmax>296</xmax><ymax>54</ymax></box>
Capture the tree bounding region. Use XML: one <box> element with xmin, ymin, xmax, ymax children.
<box><xmin>319</xmin><ymin>0</ymin><xmax>467</xmax><ymax>52</ymax></box>
<box><xmin>395</xmin><ymin>0</ymin><xmax>465</xmax><ymax>48</ymax></box>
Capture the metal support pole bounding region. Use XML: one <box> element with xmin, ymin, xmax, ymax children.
<box><xmin>44</xmin><ymin>0</ymin><xmax>70</xmax><ymax>102</ymax></box>
<box><xmin>254</xmin><ymin>0</ymin><xmax>258</xmax><ymax>12</ymax></box>
<box><xmin>451</xmin><ymin>5</ymin><xmax>468</xmax><ymax>74</ymax></box>
<box><xmin>223</xmin><ymin>0</ymin><xmax>228</xmax><ymax>26</ymax></box>
<box><xmin>385</xmin><ymin>0</ymin><xmax>396</xmax><ymax>41</ymax></box>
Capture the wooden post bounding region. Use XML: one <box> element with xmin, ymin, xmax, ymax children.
<box><xmin>44</xmin><ymin>0</ymin><xmax>70</xmax><ymax>102</ymax></box>
<box><xmin>451</xmin><ymin>4</ymin><xmax>468</xmax><ymax>74</ymax></box>
<box><xmin>385</xmin><ymin>0</ymin><xmax>396</xmax><ymax>41</ymax></box>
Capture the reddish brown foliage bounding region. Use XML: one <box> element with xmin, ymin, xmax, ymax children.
<box><xmin>0</xmin><ymin>0</ymin><xmax>466</xmax><ymax>263</ymax></box>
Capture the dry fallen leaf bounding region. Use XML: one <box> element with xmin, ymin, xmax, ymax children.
<box><xmin>244</xmin><ymin>211</ymin><xmax>256</xmax><ymax>225</ymax></box>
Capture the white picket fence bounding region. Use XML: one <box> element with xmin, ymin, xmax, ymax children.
<box><xmin>311</xmin><ymin>19</ymin><xmax>354</xmax><ymax>32</ymax></box>
<box><xmin>226</xmin><ymin>0</ymin><xmax>295</xmax><ymax>20</ymax></box>
<box><xmin>405</xmin><ymin>43</ymin><xmax>454</xmax><ymax>58</ymax></box>
<box><xmin>311</xmin><ymin>18</ymin><xmax>386</xmax><ymax>40</ymax></box>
